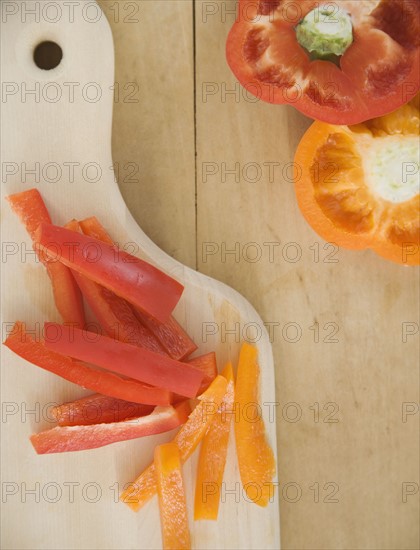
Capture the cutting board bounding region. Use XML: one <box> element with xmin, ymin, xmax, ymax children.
<box><xmin>0</xmin><ymin>3</ymin><xmax>280</xmax><ymax>549</ymax></box>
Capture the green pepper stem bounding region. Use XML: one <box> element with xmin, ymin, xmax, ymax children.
<box><xmin>296</xmin><ymin>5</ymin><xmax>353</xmax><ymax>59</ymax></box>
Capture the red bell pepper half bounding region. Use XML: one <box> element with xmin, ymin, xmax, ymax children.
<box><xmin>31</xmin><ymin>401</ymin><xmax>191</xmax><ymax>454</ymax></box>
<box><xmin>51</xmin><ymin>394</ymin><xmax>155</xmax><ymax>426</ymax></box>
<box><xmin>3</xmin><ymin>322</ymin><xmax>171</xmax><ymax>406</ymax></box>
<box><xmin>44</xmin><ymin>323</ymin><xmax>205</xmax><ymax>398</ymax></box>
<box><xmin>36</xmin><ymin>222</ymin><xmax>184</xmax><ymax>323</ymax></box>
<box><xmin>226</xmin><ymin>0</ymin><xmax>420</xmax><ymax>124</ymax></box>
<box><xmin>6</xmin><ymin>189</ymin><xmax>85</xmax><ymax>327</ymax></box>
<box><xmin>80</xmin><ymin>216</ymin><xmax>197</xmax><ymax>360</ymax></box>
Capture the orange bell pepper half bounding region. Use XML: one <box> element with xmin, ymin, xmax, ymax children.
<box><xmin>80</xmin><ymin>216</ymin><xmax>197</xmax><ymax>360</ymax></box>
<box><xmin>235</xmin><ymin>343</ymin><xmax>276</xmax><ymax>507</ymax></box>
<box><xmin>120</xmin><ymin>375</ymin><xmax>228</xmax><ymax>512</ymax></box>
<box><xmin>194</xmin><ymin>362</ymin><xmax>234</xmax><ymax>520</ymax></box>
<box><xmin>51</xmin><ymin>394</ymin><xmax>154</xmax><ymax>426</ymax></box>
<box><xmin>6</xmin><ymin>189</ymin><xmax>85</xmax><ymax>327</ymax></box>
<box><xmin>31</xmin><ymin>401</ymin><xmax>191</xmax><ymax>454</ymax></box>
<box><xmin>3</xmin><ymin>322</ymin><xmax>171</xmax><ymax>406</ymax></box>
<box><xmin>36</xmin><ymin>222</ymin><xmax>183</xmax><ymax>323</ymax></box>
<box><xmin>44</xmin><ymin>323</ymin><xmax>205</xmax><ymax>398</ymax></box>
<box><xmin>294</xmin><ymin>95</ymin><xmax>420</xmax><ymax>265</ymax></box>
<box><xmin>155</xmin><ymin>443</ymin><xmax>191</xmax><ymax>550</ymax></box>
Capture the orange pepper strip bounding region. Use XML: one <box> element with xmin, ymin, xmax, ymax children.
<box><xmin>194</xmin><ymin>362</ymin><xmax>234</xmax><ymax>520</ymax></box>
<box><xmin>235</xmin><ymin>343</ymin><xmax>276</xmax><ymax>507</ymax></box>
<box><xmin>155</xmin><ymin>443</ymin><xmax>191</xmax><ymax>550</ymax></box>
<box><xmin>120</xmin><ymin>375</ymin><xmax>228</xmax><ymax>512</ymax></box>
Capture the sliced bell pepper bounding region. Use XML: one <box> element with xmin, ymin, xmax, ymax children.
<box><xmin>133</xmin><ymin>309</ymin><xmax>198</xmax><ymax>361</ymax></box>
<box><xmin>31</xmin><ymin>401</ymin><xmax>191</xmax><ymax>454</ymax></box>
<box><xmin>51</xmin><ymin>394</ymin><xmax>154</xmax><ymax>426</ymax></box>
<box><xmin>188</xmin><ymin>352</ymin><xmax>218</xmax><ymax>393</ymax></box>
<box><xmin>64</xmin><ymin>219</ymin><xmax>167</xmax><ymax>354</ymax></box>
<box><xmin>44</xmin><ymin>323</ymin><xmax>205</xmax><ymax>398</ymax></box>
<box><xmin>171</xmin><ymin>352</ymin><xmax>217</xmax><ymax>403</ymax></box>
<box><xmin>187</xmin><ymin>352</ymin><xmax>217</xmax><ymax>379</ymax></box>
<box><xmin>235</xmin><ymin>343</ymin><xmax>275</xmax><ymax>507</ymax></box>
<box><xmin>73</xmin><ymin>271</ymin><xmax>167</xmax><ymax>354</ymax></box>
<box><xmin>7</xmin><ymin>188</ymin><xmax>52</xmax><ymax>240</ymax></box>
<box><xmin>194</xmin><ymin>363</ymin><xmax>234</xmax><ymax>520</ymax></box>
<box><xmin>6</xmin><ymin>189</ymin><xmax>85</xmax><ymax>327</ymax></box>
<box><xmin>155</xmin><ymin>442</ymin><xmax>191</xmax><ymax>550</ymax></box>
<box><xmin>80</xmin><ymin>216</ymin><xmax>197</xmax><ymax>360</ymax></box>
<box><xmin>79</xmin><ymin>216</ymin><xmax>115</xmax><ymax>245</ymax></box>
<box><xmin>294</xmin><ymin>95</ymin><xmax>420</xmax><ymax>265</ymax></box>
<box><xmin>226</xmin><ymin>0</ymin><xmax>420</xmax><ymax>124</ymax></box>
<box><xmin>120</xmin><ymin>375</ymin><xmax>228</xmax><ymax>512</ymax></box>
<box><xmin>36</xmin><ymin>222</ymin><xmax>184</xmax><ymax>323</ymax></box>
<box><xmin>3</xmin><ymin>322</ymin><xmax>171</xmax><ymax>406</ymax></box>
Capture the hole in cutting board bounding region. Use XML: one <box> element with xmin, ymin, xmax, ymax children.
<box><xmin>33</xmin><ymin>41</ymin><xmax>63</xmax><ymax>70</ymax></box>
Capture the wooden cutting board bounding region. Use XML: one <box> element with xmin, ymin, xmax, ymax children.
<box><xmin>0</xmin><ymin>3</ymin><xmax>280</xmax><ymax>549</ymax></box>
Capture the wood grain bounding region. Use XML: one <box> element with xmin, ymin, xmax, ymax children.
<box><xmin>194</xmin><ymin>3</ymin><xmax>419</xmax><ymax>549</ymax></box>
<box><xmin>1</xmin><ymin>2</ymin><xmax>279</xmax><ymax>549</ymax></box>
<box><xmin>99</xmin><ymin>0</ymin><xmax>197</xmax><ymax>269</ymax></box>
<box><xmin>2</xmin><ymin>0</ymin><xmax>419</xmax><ymax>549</ymax></box>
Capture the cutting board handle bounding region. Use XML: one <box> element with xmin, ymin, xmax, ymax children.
<box><xmin>2</xmin><ymin>0</ymin><xmax>116</xmax><ymax>213</ymax></box>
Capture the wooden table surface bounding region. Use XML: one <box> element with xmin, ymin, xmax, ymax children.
<box><xmin>98</xmin><ymin>2</ymin><xmax>419</xmax><ymax>548</ymax></box>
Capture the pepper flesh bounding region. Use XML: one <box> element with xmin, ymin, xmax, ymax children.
<box><xmin>80</xmin><ymin>216</ymin><xmax>197</xmax><ymax>360</ymax></box>
<box><xmin>194</xmin><ymin>363</ymin><xmax>234</xmax><ymax>520</ymax></box>
<box><xmin>155</xmin><ymin>443</ymin><xmax>191</xmax><ymax>550</ymax></box>
<box><xmin>36</xmin><ymin>222</ymin><xmax>184</xmax><ymax>323</ymax></box>
<box><xmin>51</xmin><ymin>394</ymin><xmax>154</xmax><ymax>426</ymax></box>
<box><xmin>120</xmin><ymin>375</ymin><xmax>228</xmax><ymax>512</ymax></box>
<box><xmin>73</xmin><ymin>271</ymin><xmax>167</xmax><ymax>354</ymax></box>
<box><xmin>31</xmin><ymin>401</ymin><xmax>191</xmax><ymax>454</ymax></box>
<box><xmin>6</xmin><ymin>189</ymin><xmax>85</xmax><ymax>327</ymax></box>
<box><xmin>294</xmin><ymin>95</ymin><xmax>420</xmax><ymax>265</ymax></box>
<box><xmin>235</xmin><ymin>343</ymin><xmax>276</xmax><ymax>507</ymax></box>
<box><xmin>226</xmin><ymin>0</ymin><xmax>420</xmax><ymax>124</ymax></box>
<box><xmin>44</xmin><ymin>323</ymin><xmax>205</xmax><ymax>398</ymax></box>
<box><xmin>65</xmin><ymin>219</ymin><xmax>166</xmax><ymax>353</ymax></box>
<box><xmin>3</xmin><ymin>322</ymin><xmax>171</xmax><ymax>406</ymax></box>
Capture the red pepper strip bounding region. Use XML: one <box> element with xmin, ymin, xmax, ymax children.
<box><xmin>133</xmin><ymin>309</ymin><xmax>197</xmax><ymax>361</ymax></box>
<box><xmin>51</xmin><ymin>394</ymin><xmax>155</xmax><ymax>426</ymax></box>
<box><xmin>73</xmin><ymin>272</ymin><xmax>167</xmax><ymax>354</ymax></box>
<box><xmin>80</xmin><ymin>216</ymin><xmax>197</xmax><ymax>360</ymax></box>
<box><xmin>64</xmin><ymin>219</ymin><xmax>166</xmax><ymax>354</ymax></box>
<box><xmin>7</xmin><ymin>188</ymin><xmax>51</xmax><ymax>240</ymax></box>
<box><xmin>188</xmin><ymin>352</ymin><xmax>217</xmax><ymax>380</ymax></box>
<box><xmin>4</xmin><ymin>322</ymin><xmax>171</xmax><ymax>406</ymax></box>
<box><xmin>30</xmin><ymin>401</ymin><xmax>191</xmax><ymax>454</ymax></box>
<box><xmin>172</xmin><ymin>352</ymin><xmax>218</xmax><ymax>400</ymax></box>
<box><xmin>79</xmin><ymin>216</ymin><xmax>115</xmax><ymax>245</ymax></box>
<box><xmin>155</xmin><ymin>443</ymin><xmax>191</xmax><ymax>550</ymax></box>
<box><xmin>36</xmin><ymin>223</ymin><xmax>184</xmax><ymax>323</ymax></box>
<box><xmin>44</xmin><ymin>323</ymin><xmax>205</xmax><ymax>398</ymax></box>
<box><xmin>6</xmin><ymin>189</ymin><xmax>85</xmax><ymax>327</ymax></box>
